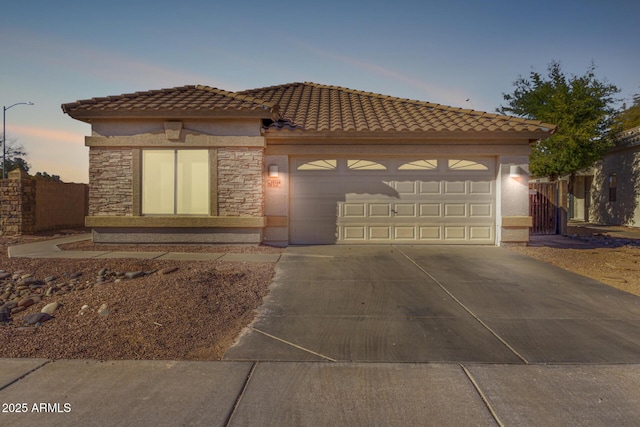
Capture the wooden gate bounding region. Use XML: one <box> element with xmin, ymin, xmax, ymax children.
<box><xmin>529</xmin><ymin>182</ymin><xmax>558</xmax><ymax>234</ymax></box>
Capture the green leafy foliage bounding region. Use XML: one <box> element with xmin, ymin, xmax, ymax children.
<box><xmin>618</xmin><ymin>93</ymin><xmax>640</xmax><ymax>130</ymax></box>
<box><xmin>499</xmin><ymin>61</ymin><xmax>620</xmax><ymax>179</ymax></box>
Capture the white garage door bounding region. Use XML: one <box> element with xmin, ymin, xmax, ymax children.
<box><xmin>290</xmin><ymin>158</ymin><xmax>496</xmax><ymax>245</ymax></box>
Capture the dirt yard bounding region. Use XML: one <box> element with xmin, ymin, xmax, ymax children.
<box><xmin>1</xmin><ymin>227</ymin><xmax>639</xmax><ymax>361</ymax></box>
<box><xmin>0</xmin><ymin>232</ymin><xmax>281</xmax><ymax>361</ymax></box>
<box><xmin>507</xmin><ymin>226</ymin><xmax>640</xmax><ymax>297</ymax></box>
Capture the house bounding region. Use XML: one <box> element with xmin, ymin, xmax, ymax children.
<box><xmin>62</xmin><ymin>82</ymin><xmax>555</xmax><ymax>246</ymax></box>
<box><xmin>586</xmin><ymin>126</ymin><xmax>640</xmax><ymax>227</ymax></box>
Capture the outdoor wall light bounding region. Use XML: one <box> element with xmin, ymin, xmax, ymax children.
<box><xmin>268</xmin><ymin>165</ymin><xmax>279</xmax><ymax>178</ymax></box>
<box><xmin>509</xmin><ymin>165</ymin><xmax>521</xmax><ymax>178</ymax></box>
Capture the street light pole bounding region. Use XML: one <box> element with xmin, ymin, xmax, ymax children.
<box><xmin>2</xmin><ymin>102</ymin><xmax>34</xmax><ymax>179</ymax></box>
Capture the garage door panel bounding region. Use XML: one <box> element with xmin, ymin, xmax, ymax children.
<box><xmin>291</xmin><ymin>157</ymin><xmax>495</xmax><ymax>245</ymax></box>
<box><xmin>343</xmin><ymin>203</ymin><xmax>366</xmax><ymax>217</ymax></box>
<box><xmin>470</xmin><ymin>181</ymin><xmax>492</xmax><ymax>194</ymax></box>
<box><xmin>369</xmin><ymin>227</ymin><xmax>392</xmax><ymax>240</ymax></box>
<box><xmin>470</xmin><ymin>226</ymin><xmax>493</xmax><ymax>240</ymax></box>
<box><xmin>444</xmin><ymin>204</ymin><xmax>467</xmax><ymax>217</ymax></box>
<box><xmin>444</xmin><ymin>181</ymin><xmax>467</xmax><ymax>194</ymax></box>
<box><xmin>343</xmin><ymin>226</ymin><xmax>366</xmax><ymax>240</ymax></box>
<box><xmin>395</xmin><ymin>227</ymin><xmax>416</xmax><ymax>240</ymax></box>
<box><xmin>419</xmin><ymin>181</ymin><xmax>441</xmax><ymax>194</ymax></box>
<box><xmin>419</xmin><ymin>226</ymin><xmax>441</xmax><ymax>240</ymax></box>
<box><xmin>394</xmin><ymin>204</ymin><xmax>416</xmax><ymax>217</ymax></box>
<box><xmin>444</xmin><ymin>226</ymin><xmax>467</xmax><ymax>240</ymax></box>
<box><xmin>470</xmin><ymin>204</ymin><xmax>492</xmax><ymax>217</ymax></box>
<box><xmin>420</xmin><ymin>204</ymin><xmax>441</xmax><ymax>217</ymax></box>
<box><xmin>395</xmin><ymin>181</ymin><xmax>417</xmax><ymax>194</ymax></box>
<box><xmin>369</xmin><ymin>204</ymin><xmax>391</xmax><ymax>217</ymax></box>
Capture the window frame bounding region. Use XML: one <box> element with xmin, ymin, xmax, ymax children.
<box><xmin>141</xmin><ymin>149</ymin><xmax>211</xmax><ymax>216</ymax></box>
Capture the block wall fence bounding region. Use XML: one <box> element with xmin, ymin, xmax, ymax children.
<box><xmin>0</xmin><ymin>169</ymin><xmax>88</xmax><ymax>235</ymax></box>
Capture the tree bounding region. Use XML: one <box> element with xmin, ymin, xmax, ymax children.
<box><xmin>0</xmin><ymin>139</ymin><xmax>30</xmax><ymax>177</ymax></box>
<box><xmin>498</xmin><ymin>61</ymin><xmax>621</xmax><ymax>181</ymax></box>
<box><xmin>617</xmin><ymin>92</ymin><xmax>640</xmax><ymax>130</ymax></box>
<box><xmin>34</xmin><ymin>171</ymin><xmax>62</xmax><ymax>182</ymax></box>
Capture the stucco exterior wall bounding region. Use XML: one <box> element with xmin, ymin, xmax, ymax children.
<box><xmin>497</xmin><ymin>155</ymin><xmax>531</xmax><ymax>244</ymax></box>
<box><xmin>89</xmin><ymin>148</ymin><xmax>133</xmax><ymax>216</ymax></box>
<box><xmin>590</xmin><ymin>147</ymin><xmax>640</xmax><ymax>227</ymax></box>
<box><xmin>217</xmin><ymin>147</ymin><xmax>264</xmax><ymax>217</ymax></box>
<box><xmin>263</xmin><ymin>155</ymin><xmax>289</xmax><ymax>246</ymax></box>
<box><xmin>91</xmin><ymin>119</ymin><xmax>262</xmax><ymax>137</ymax></box>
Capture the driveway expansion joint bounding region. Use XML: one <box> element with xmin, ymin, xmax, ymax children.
<box><xmin>460</xmin><ymin>363</ymin><xmax>505</xmax><ymax>427</ymax></box>
<box><xmin>250</xmin><ymin>327</ymin><xmax>337</xmax><ymax>362</ymax></box>
<box><xmin>392</xmin><ymin>245</ymin><xmax>530</xmax><ymax>365</ymax></box>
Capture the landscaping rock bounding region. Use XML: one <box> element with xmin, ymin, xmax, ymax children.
<box><xmin>2</xmin><ymin>301</ymin><xmax>18</xmax><ymax>311</ymax></box>
<box><xmin>98</xmin><ymin>304</ymin><xmax>109</xmax><ymax>317</ymax></box>
<box><xmin>160</xmin><ymin>267</ymin><xmax>179</xmax><ymax>275</ymax></box>
<box><xmin>0</xmin><ymin>272</ymin><xmax>12</xmax><ymax>280</ymax></box>
<box><xmin>11</xmin><ymin>306</ymin><xmax>26</xmax><ymax>314</ymax></box>
<box><xmin>41</xmin><ymin>302</ymin><xmax>60</xmax><ymax>315</ymax></box>
<box><xmin>18</xmin><ymin>297</ymin><xmax>34</xmax><ymax>308</ymax></box>
<box><xmin>125</xmin><ymin>271</ymin><xmax>145</xmax><ymax>279</ymax></box>
<box><xmin>0</xmin><ymin>306</ymin><xmax>10</xmax><ymax>322</ymax></box>
<box><xmin>23</xmin><ymin>312</ymin><xmax>53</xmax><ymax>325</ymax></box>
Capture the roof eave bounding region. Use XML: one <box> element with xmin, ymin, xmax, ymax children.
<box><xmin>63</xmin><ymin>108</ymin><xmax>273</xmax><ymax>122</ymax></box>
<box><xmin>263</xmin><ymin>128</ymin><xmax>554</xmax><ymax>143</ymax></box>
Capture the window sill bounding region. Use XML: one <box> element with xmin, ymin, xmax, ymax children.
<box><xmin>85</xmin><ymin>216</ymin><xmax>266</xmax><ymax>228</ymax></box>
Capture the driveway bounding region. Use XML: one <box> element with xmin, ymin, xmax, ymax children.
<box><xmin>224</xmin><ymin>245</ymin><xmax>640</xmax><ymax>364</ymax></box>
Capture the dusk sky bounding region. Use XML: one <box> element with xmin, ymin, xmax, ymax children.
<box><xmin>1</xmin><ymin>0</ymin><xmax>638</xmax><ymax>183</ymax></box>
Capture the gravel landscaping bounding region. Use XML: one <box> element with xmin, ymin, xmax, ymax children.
<box><xmin>0</xmin><ymin>232</ymin><xmax>280</xmax><ymax>360</ymax></box>
<box><xmin>507</xmin><ymin>226</ymin><xmax>640</xmax><ymax>297</ymax></box>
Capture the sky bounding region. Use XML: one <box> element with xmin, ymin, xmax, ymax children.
<box><xmin>1</xmin><ymin>0</ymin><xmax>638</xmax><ymax>183</ymax></box>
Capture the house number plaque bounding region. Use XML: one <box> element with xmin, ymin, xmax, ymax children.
<box><xmin>267</xmin><ymin>178</ymin><xmax>282</xmax><ymax>188</ymax></box>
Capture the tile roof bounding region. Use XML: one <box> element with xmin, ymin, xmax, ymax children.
<box><xmin>62</xmin><ymin>85</ymin><xmax>277</xmax><ymax>117</ymax></box>
<box><xmin>63</xmin><ymin>82</ymin><xmax>555</xmax><ymax>136</ymax></box>
<box><xmin>239</xmin><ymin>82</ymin><xmax>555</xmax><ymax>134</ymax></box>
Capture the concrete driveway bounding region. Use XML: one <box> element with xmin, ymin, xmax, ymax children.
<box><xmin>224</xmin><ymin>245</ymin><xmax>640</xmax><ymax>364</ymax></box>
<box><xmin>4</xmin><ymin>245</ymin><xmax>640</xmax><ymax>426</ymax></box>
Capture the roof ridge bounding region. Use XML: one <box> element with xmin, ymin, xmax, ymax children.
<box><xmin>195</xmin><ymin>84</ymin><xmax>278</xmax><ymax>109</ymax></box>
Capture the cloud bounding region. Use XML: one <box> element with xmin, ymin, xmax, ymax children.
<box><xmin>9</xmin><ymin>125</ymin><xmax>84</xmax><ymax>144</ymax></box>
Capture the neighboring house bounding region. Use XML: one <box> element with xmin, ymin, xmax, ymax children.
<box><xmin>62</xmin><ymin>82</ymin><xmax>555</xmax><ymax>246</ymax></box>
<box><xmin>587</xmin><ymin>126</ymin><xmax>640</xmax><ymax>227</ymax></box>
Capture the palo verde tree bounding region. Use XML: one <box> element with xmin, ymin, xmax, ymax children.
<box><xmin>498</xmin><ymin>61</ymin><xmax>620</xmax><ymax>185</ymax></box>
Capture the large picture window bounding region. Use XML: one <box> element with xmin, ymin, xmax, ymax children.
<box><xmin>142</xmin><ymin>150</ymin><xmax>209</xmax><ymax>215</ymax></box>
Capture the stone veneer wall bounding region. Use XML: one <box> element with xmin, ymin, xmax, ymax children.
<box><xmin>0</xmin><ymin>170</ymin><xmax>36</xmax><ymax>234</ymax></box>
<box><xmin>217</xmin><ymin>147</ymin><xmax>263</xmax><ymax>216</ymax></box>
<box><xmin>89</xmin><ymin>148</ymin><xmax>133</xmax><ymax>216</ymax></box>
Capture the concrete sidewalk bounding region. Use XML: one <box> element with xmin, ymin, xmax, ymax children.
<box><xmin>7</xmin><ymin>234</ymin><xmax>281</xmax><ymax>263</ymax></box>
<box><xmin>1</xmin><ymin>358</ymin><xmax>639</xmax><ymax>426</ymax></box>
